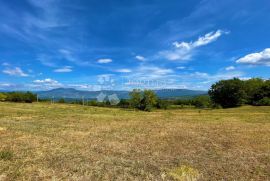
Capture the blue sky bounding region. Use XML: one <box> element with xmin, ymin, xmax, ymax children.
<box><xmin>1</xmin><ymin>0</ymin><xmax>270</xmax><ymax>91</ymax></box>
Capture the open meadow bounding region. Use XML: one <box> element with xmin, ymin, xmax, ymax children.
<box><xmin>0</xmin><ymin>102</ymin><xmax>269</xmax><ymax>180</ymax></box>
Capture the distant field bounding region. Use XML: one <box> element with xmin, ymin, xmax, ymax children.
<box><xmin>0</xmin><ymin>102</ymin><xmax>269</xmax><ymax>180</ymax></box>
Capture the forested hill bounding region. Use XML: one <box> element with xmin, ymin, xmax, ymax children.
<box><xmin>36</xmin><ymin>88</ymin><xmax>207</xmax><ymax>99</ymax></box>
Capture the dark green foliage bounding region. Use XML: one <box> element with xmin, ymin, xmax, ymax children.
<box><xmin>244</xmin><ymin>78</ymin><xmax>265</xmax><ymax>104</ymax></box>
<box><xmin>253</xmin><ymin>80</ymin><xmax>270</xmax><ymax>103</ymax></box>
<box><xmin>4</xmin><ymin>91</ymin><xmax>37</xmax><ymax>103</ymax></box>
<box><xmin>209</xmin><ymin>78</ymin><xmax>247</xmax><ymax>108</ymax></box>
<box><xmin>209</xmin><ymin>78</ymin><xmax>270</xmax><ymax>107</ymax></box>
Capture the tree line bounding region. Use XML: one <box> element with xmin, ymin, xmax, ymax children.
<box><xmin>0</xmin><ymin>92</ymin><xmax>37</xmax><ymax>103</ymax></box>
<box><xmin>209</xmin><ymin>78</ymin><xmax>270</xmax><ymax>108</ymax></box>
<box><xmin>0</xmin><ymin>78</ymin><xmax>269</xmax><ymax>110</ymax></box>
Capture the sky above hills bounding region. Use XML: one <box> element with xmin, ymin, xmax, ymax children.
<box><xmin>0</xmin><ymin>0</ymin><xmax>270</xmax><ymax>91</ymax></box>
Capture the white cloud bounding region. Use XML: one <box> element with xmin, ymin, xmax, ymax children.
<box><xmin>236</xmin><ymin>48</ymin><xmax>270</xmax><ymax>66</ymax></box>
<box><xmin>54</xmin><ymin>66</ymin><xmax>72</xmax><ymax>73</ymax></box>
<box><xmin>2</xmin><ymin>67</ymin><xmax>29</xmax><ymax>77</ymax></box>
<box><xmin>115</xmin><ymin>69</ymin><xmax>132</xmax><ymax>73</ymax></box>
<box><xmin>135</xmin><ymin>55</ymin><xmax>146</xmax><ymax>61</ymax></box>
<box><xmin>225</xmin><ymin>66</ymin><xmax>235</xmax><ymax>71</ymax></box>
<box><xmin>33</xmin><ymin>78</ymin><xmax>62</xmax><ymax>90</ymax></box>
<box><xmin>33</xmin><ymin>78</ymin><xmax>59</xmax><ymax>84</ymax></box>
<box><xmin>159</xmin><ymin>30</ymin><xmax>229</xmax><ymax>61</ymax></box>
<box><xmin>97</xmin><ymin>58</ymin><xmax>112</xmax><ymax>64</ymax></box>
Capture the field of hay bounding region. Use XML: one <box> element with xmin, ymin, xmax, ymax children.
<box><xmin>0</xmin><ymin>102</ymin><xmax>269</xmax><ymax>180</ymax></box>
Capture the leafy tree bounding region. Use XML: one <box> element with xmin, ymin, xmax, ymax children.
<box><xmin>140</xmin><ymin>90</ymin><xmax>158</xmax><ymax>111</ymax></box>
<box><xmin>209</xmin><ymin>78</ymin><xmax>246</xmax><ymax>108</ymax></box>
<box><xmin>253</xmin><ymin>80</ymin><xmax>270</xmax><ymax>105</ymax></box>
<box><xmin>244</xmin><ymin>78</ymin><xmax>265</xmax><ymax>104</ymax></box>
<box><xmin>129</xmin><ymin>89</ymin><xmax>142</xmax><ymax>109</ymax></box>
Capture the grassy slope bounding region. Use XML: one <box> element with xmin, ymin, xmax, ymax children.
<box><xmin>0</xmin><ymin>102</ymin><xmax>269</xmax><ymax>180</ymax></box>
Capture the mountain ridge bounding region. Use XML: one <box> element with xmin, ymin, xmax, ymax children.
<box><xmin>37</xmin><ymin>88</ymin><xmax>207</xmax><ymax>99</ymax></box>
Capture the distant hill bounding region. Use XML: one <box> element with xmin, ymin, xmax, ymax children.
<box><xmin>37</xmin><ymin>88</ymin><xmax>207</xmax><ymax>100</ymax></box>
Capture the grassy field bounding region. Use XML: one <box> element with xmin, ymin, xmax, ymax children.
<box><xmin>0</xmin><ymin>102</ymin><xmax>269</xmax><ymax>180</ymax></box>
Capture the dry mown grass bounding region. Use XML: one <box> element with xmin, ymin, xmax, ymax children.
<box><xmin>0</xmin><ymin>102</ymin><xmax>269</xmax><ymax>180</ymax></box>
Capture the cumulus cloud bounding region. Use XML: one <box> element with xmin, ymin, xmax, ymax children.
<box><xmin>159</xmin><ymin>30</ymin><xmax>229</xmax><ymax>61</ymax></box>
<box><xmin>97</xmin><ymin>58</ymin><xmax>112</xmax><ymax>64</ymax></box>
<box><xmin>2</xmin><ymin>67</ymin><xmax>28</xmax><ymax>77</ymax></box>
<box><xmin>135</xmin><ymin>55</ymin><xmax>146</xmax><ymax>61</ymax></box>
<box><xmin>32</xmin><ymin>78</ymin><xmax>62</xmax><ymax>90</ymax></box>
<box><xmin>236</xmin><ymin>48</ymin><xmax>270</xmax><ymax>66</ymax></box>
<box><xmin>54</xmin><ymin>66</ymin><xmax>72</xmax><ymax>73</ymax></box>
<box><xmin>225</xmin><ymin>66</ymin><xmax>235</xmax><ymax>71</ymax></box>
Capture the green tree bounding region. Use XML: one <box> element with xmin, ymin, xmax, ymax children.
<box><xmin>140</xmin><ymin>90</ymin><xmax>158</xmax><ymax>111</ymax></box>
<box><xmin>209</xmin><ymin>78</ymin><xmax>246</xmax><ymax>108</ymax></box>
<box><xmin>129</xmin><ymin>89</ymin><xmax>142</xmax><ymax>109</ymax></box>
<box><xmin>253</xmin><ymin>80</ymin><xmax>270</xmax><ymax>105</ymax></box>
<box><xmin>244</xmin><ymin>78</ymin><xmax>265</xmax><ymax>104</ymax></box>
